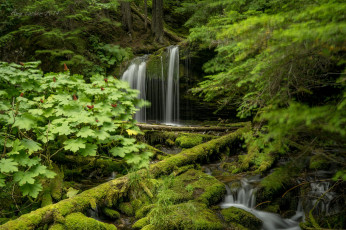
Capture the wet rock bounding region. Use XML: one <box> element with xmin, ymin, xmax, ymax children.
<box><xmin>221</xmin><ymin>207</ymin><xmax>262</xmax><ymax>230</ymax></box>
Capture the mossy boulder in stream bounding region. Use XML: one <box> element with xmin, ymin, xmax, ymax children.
<box><xmin>221</xmin><ymin>207</ymin><xmax>262</xmax><ymax>230</ymax></box>
<box><xmin>169</xmin><ymin>169</ymin><xmax>226</xmax><ymax>205</ymax></box>
<box><xmin>146</xmin><ymin>201</ymin><xmax>223</xmax><ymax>230</ymax></box>
<box><xmin>102</xmin><ymin>207</ymin><xmax>120</xmax><ymax>219</ymax></box>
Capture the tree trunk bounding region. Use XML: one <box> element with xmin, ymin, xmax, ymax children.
<box><xmin>137</xmin><ymin>123</ymin><xmax>242</xmax><ymax>132</ymax></box>
<box><xmin>121</xmin><ymin>1</ymin><xmax>133</xmax><ymax>36</ymax></box>
<box><xmin>144</xmin><ymin>0</ymin><xmax>148</xmax><ymax>30</ymax></box>
<box><xmin>151</xmin><ymin>0</ymin><xmax>164</xmax><ymax>43</ymax></box>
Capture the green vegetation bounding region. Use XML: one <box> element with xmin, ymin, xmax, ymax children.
<box><xmin>0</xmin><ymin>0</ymin><xmax>345</xmax><ymax>229</ymax></box>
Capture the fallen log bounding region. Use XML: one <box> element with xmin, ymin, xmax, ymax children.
<box><xmin>0</xmin><ymin>123</ymin><xmax>250</xmax><ymax>230</ymax></box>
<box><xmin>137</xmin><ymin>123</ymin><xmax>242</xmax><ymax>132</ymax></box>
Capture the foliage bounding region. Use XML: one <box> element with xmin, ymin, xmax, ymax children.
<box><xmin>185</xmin><ymin>0</ymin><xmax>345</xmax><ymax>174</ymax></box>
<box><xmin>0</xmin><ymin>0</ymin><xmax>131</xmax><ymax>76</ymax></box>
<box><xmin>0</xmin><ymin>61</ymin><xmax>150</xmax><ymax>198</ymax></box>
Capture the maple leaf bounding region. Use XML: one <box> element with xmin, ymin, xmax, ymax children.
<box><xmin>20</xmin><ymin>183</ymin><xmax>42</xmax><ymax>198</ymax></box>
<box><xmin>76</xmin><ymin>127</ymin><xmax>95</xmax><ymax>138</ymax></box>
<box><xmin>7</xmin><ymin>139</ymin><xmax>25</xmax><ymax>155</ymax></box>
<box><xmin>21</xmin><ymin>139</ymin><xmax>42</xmax><ymax>154</ymax></box>
<box><xmin>64</xmin><ymin>139</ymin><xmax>86</xmax><ymax>152</ymax></box>
<box><xmin>66</xmin><ymin>187</ymin><xmax>79</xmax><ymax>198</ymax></box>
<box><xmin>126</xmin><ymin>129</ymin><xmax>138</xmax><ymax>136</ymax></box>
<box><xmin>0</xmin><ymin>158</ymin><xmax>18</xmax><ymax>173</ymax></box>
<box><xmin>110</xmin><ymin>147</ymin><xmax>126</xmax><ymax>158</ymax></box>
<box><xmin>80</xmin><ymin>144</ymin><xmax>97</xmax><ymax>157</ymax></box>
<box><xmin>13</xmin><ymin>114</ymin><xmax>37</xmax><ymax>130</ymax></box>
<box><xmin>94</xmin><ymin>130</ymin><xmax>110</xmax><ymax>141</ymax></box>
<box><xmin>13</xmin><ymin>171</ymin><xmax>35</xmax><ymax>185</ymax></box>
<box><xmin>11</xmin><ymin>153</ymin><xmax>40</xmax><ymax>167</ymax></box>
<box><xmin>52</xmin><ymin>122</ymin><xmax>74</xmax><ymax>136</ymax></box>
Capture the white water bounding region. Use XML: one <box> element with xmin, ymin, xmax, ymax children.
<box><xmin>121</xmin><ymin>57</ymin><xmax>147</xmax><ymax>122</ymax></box>
<box><xmin>219</xmin><ymin>178</ymin><xmax>303</xmax><ymax>230</ymax></box>
<box><xmin>121</xmin><ymin>46</ymin><xmax>180</xmax><ymax>124</ymax></box>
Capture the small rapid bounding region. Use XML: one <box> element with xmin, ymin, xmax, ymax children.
<box><xmin>219</xmin><ymin>177</ymin><xmax>303</xmax><ymax>230</ymax></box>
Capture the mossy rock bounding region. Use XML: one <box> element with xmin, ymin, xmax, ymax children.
<box><xmin>169</xmin><ymin>169</ymin><xmax>226</xmax><ymax>205</ymax></box>
<box><xmin>0</xmin><ymin>218</ymin><xmax>9</xmax><ymax>225</ymax></box>
<box><xmin>118</xmin><ymin>202</ymin><xmax>134</xmax><ymax>216</ymax></box>
<box><xmin>309</xmin><ymin>155</ymin><xmax>330</xmax><ymax>170</ymax></box>
<box><xmin>221</xmin><ymin>207</ymin><xmax>262</xmax><ymax>230</ymax></box>
<box><xmin>148</xmin><ymin>201</ymin><xmax>223</xmax><ymax>230</ymax></box>
<box><xmin>49</xmin><ymin>223</ymin><xmax>65</xmax><ymax>230</ymax></box>
<box><xmin>135</xmin><ymin>204</ymin><xmax>156</xmax><ymax>219</ymax></box>
<box><xmin>102</xmin><ymin>207</ymin><xmax>120</xmax><ymax>220</ymax></box>
<box><xmin>132</xmin><ymin>217</ymin><xmax>150</xmax><ymax>229</ymax></box>
<box><xmin>64</xmin><ymin>212</ymin><xmax>117</xmax><ymax>230</ymax></box>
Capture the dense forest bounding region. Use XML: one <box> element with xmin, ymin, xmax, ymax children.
<box><xmin>0</xmin><ymin>0</ymin><xmax>345</xmax><ymax>229</ymax></box>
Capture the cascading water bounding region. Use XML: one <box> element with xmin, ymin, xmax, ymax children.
<box><xmin>121</xmin><ymin>56</ymin><xmax>147</xmax><ymax>122</ymax></box>
<box><xmin>220</xmin><ymin>177</ymin><xmax>304</xmax><ymax>230</ymax></box>
<box><xmin>121</xmin><ymin>46</ymin><xmax>180</xmax><ymax>124</ymax></box>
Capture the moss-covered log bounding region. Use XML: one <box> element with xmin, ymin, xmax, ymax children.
<box><xmin>0</xmin><ymin>123</ymin><xmax>250</xmax><ymax>230</ymax></box>
<box><xmin>137</xmin><ymin>123</ymin><xmax>242</xmax><ymax>132</ymax></box>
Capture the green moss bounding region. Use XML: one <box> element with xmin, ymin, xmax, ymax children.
<box><xmin>169</xmin><ymin>169</ymin><xmax>226</xmax><ymax>205</ymax></box>
<box><xmin>149</xmin><ymin>201</ymin><xmax>223</xmax><ymax>230</ymax></box>
<box><xmin>131</xmin><ymin>199</ymin><xmax>143</xmax><ymax>211</ymax></box>
<box><xmin>102</xmin><ymin>207</ymin><xmax>120</xmax><ymax>219</ymax></box>
<box><xmin>135</xmin><ymin>204</ymin><xmax>156</xmax><ymax>219</ymax></box>
<box><xmin>132</xmin><ymin>217</ymin><xmax>150</xmax><ymax>229</ymax></box>
<box><xmin>221</xmin><ymin>207</ymin><xmax>262</xmax><ymax>230</ymax></box>
<box><xmin>141</xmin><ymin>224</ymin><xmax>157</xmax><ymax>230</ymax></box>
<box><xmin>118</xmin><ymin>202</ymin><xmax>134</xmax><ymax>216</ymax></box>
<box><xmin>49</xmin><ymin>223</ymin><xmax>65</xmax><ymax>230</ymax></box>
<box><xmin>309</xmin><ymin>155</ymin><xmax>330</xmax><ymax>170</ymax></box>
<box><xmin>0</xmin><ymin>218</ymin><xmax>9</xmax><ymax>225</ymax></box>
<box><xmin>175</xmin><ymin>134</ymin><xmax>204</xmax><ymax>148</ymax></box>
<box><xmin>41</xmin><ymin>190</ymin><xmax>53</xmax><ymax>207</ymax></box>
<box><xmin>50</xmin><ymin>164</ymin><xmax>64</xmax><ymax>201</ymax></box>
<box><xmin>64</xmin><ymin>212</ymin><xmax>117</xmax><ymax>230</ymax></box>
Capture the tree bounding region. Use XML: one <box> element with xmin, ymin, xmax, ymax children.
<box><xmin>151</xmin><ymin>0</ymin><xmax>164</xmax><ymax>43</ymax></box>
<box><xmin>121</xmin><ymin>0</ymin><xmax>133</xmax><ymax>36</ymax></box>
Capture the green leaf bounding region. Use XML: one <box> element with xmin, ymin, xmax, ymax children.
<box><xmin>29</xmin><ymin>164</ymin><xmax>47</xmax><ymax>177</ymax></box>
<box><xmin>94</xmin><ymin>130</ymin><xmax>110</xmax><ymax>141</ymax></box>
<box><xmin>44</xmin><ymin>169</ymin><xmax>57</xmax><ymax>179</ymax></box>
<box><xmin>20</xmin><ymin>183</ymin><xmax>43</xmax><ymax>198</ymax></box>
<box><xmin>21</xmin><ymin>139</ymin><xmax>42</xmax><ymax>154</ymax></box>
<box><xmin>64</xmin><ymin>139</ymin><xmax>86</xmax><ymax>152</ymax></box>
<box><xmin>0</xmin><ymin>174</ymin><xmax>6</xmax><ymax>187</ymax></box>
<box><xmin>52</xmin><ymin>122</ymin><xmax>74</xmax><ymax>136</ymax></box>
<box><xmin>66</xmin><ymin>187</ymin><xmax>79</xmax><ymax>198</ymax></box>
<box><xmin>13</xmin><ymin>114</ymin><xmax>37</xmax><ymax>130</ymax></box>
<box><xmin>7</xmin><ymin>139</ymin><xmax>25</xmax><ymax>155</ymax></box>
<box><xmin>110</xmin><ymin>147</ymin><xmax>126</xmax><ymax>157</ymax></box>
<box><xmin>76</xmin><ymin>127</ymin><xmax>95</xmax><ymax>138</ymax></box>
<box><xmin>80</xmin><ymin>144</ymin><xmax>97</xmax><ymax>156</ymax></box>
<box><xmin>0</xmin><ymin>158</ymin><xmax>18</xmax><ymax>173</ymax></box>
<box><xmin>13</xmin><ymin>171</ymin><xmax>35</xmax><ymax>186</ymax></box>
<box><xmin>11</xmin><ymin>153</ymin><xmax>41</xmax><ymax>167</ymax></box>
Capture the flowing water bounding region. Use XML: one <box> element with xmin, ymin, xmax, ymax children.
<box><xmin>121</xmin><ymin>46</ymin><xmax>180</xmax><ymax>124</ymax></box>
<box><xmin>219</xmin><ymin>177</ymin><xmax>304</xmax><ymax>230</ymax></box>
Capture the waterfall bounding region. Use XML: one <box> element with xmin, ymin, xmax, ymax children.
<box><xmin>219</xmin><ymin>177</ymin><xmax>303</xmax><ymax>230</ymax></box>
<box><xmin>121</xmin><ymin>46</ymin><xmax>180</xmax><ymax>124</ymax></box>
<box><xmin>164</xmin><ymin>46</ymin><xmax>179</xmax><ymax>124</ymax></box>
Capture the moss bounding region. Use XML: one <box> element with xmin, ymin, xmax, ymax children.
<box><xmin>165</xmin><ymin>139</ymin><xmax>175</xmax><ymax>146</ymax></box>
<box><xmin>132</xmin><ymin>217</ymin><xmax>150</xmax><ymax>229</ymax></box>
<box><xmin>149</xmin><ymin>201</ymin><xmax>223</xmax><ymax>230</ymax></box>
<box><xmin>169</xmin><ymin>169</ymin><xmax>226</xmax><ymax>205</ymax></box>
<box><xmin>309</xmin><ymin>154</ymin><xmax>330</xmax><ymax>170</ymax></box>
<box><xmin>221</xmin><ymin>207</ymin><xmax>262</xmax><ymax>230</ymax></box>
<box><xmin>48</xmin><ymin>223</ymin><xmax>65</xmax><ymax>230</ymax></box>
<box><xmin>118</xmin><ymin>202</ymin><xmax>134</xmax><ymax>216</ymax></box>
<box><xmin>50</xmin><ymin>164</ymin><xmax>64</xmax><ymax>201</ymax></box>
<box><xmin>141</xmin><ymin>224</ymin><xmax>157</xmax><ymax>230</ymax></box>
<box><xmin>41</xmin><ymin>190</ymin><xmax>53</xmax><ymax>208</ymax></box>
<box><xmin>175</xmin><ymin>134</ymin><xmax>204</xmax><ymax>148</ymax></box>
<box><xmin>135</xmin><ymin>204</ymin><xmax>156</xmax><ymax>219</ymax></box>
<box><xmin>64</xmin><ymin>212</ymin><xmax>116</xmax><ymax>230</ymax></box>
<box><xmin>102</xmin><ymin>207</ymin><xmax>120</xmax><ymax>220</ymax></box>
<box><xmin>262</xmin><ymin>204</ymin><xmax>280</xmax><ymax>213</ymax></box>
<box><xmin>131</xmin><ymin>199</ymin><xmax>143</xmax><ymax>211</ymax></box>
